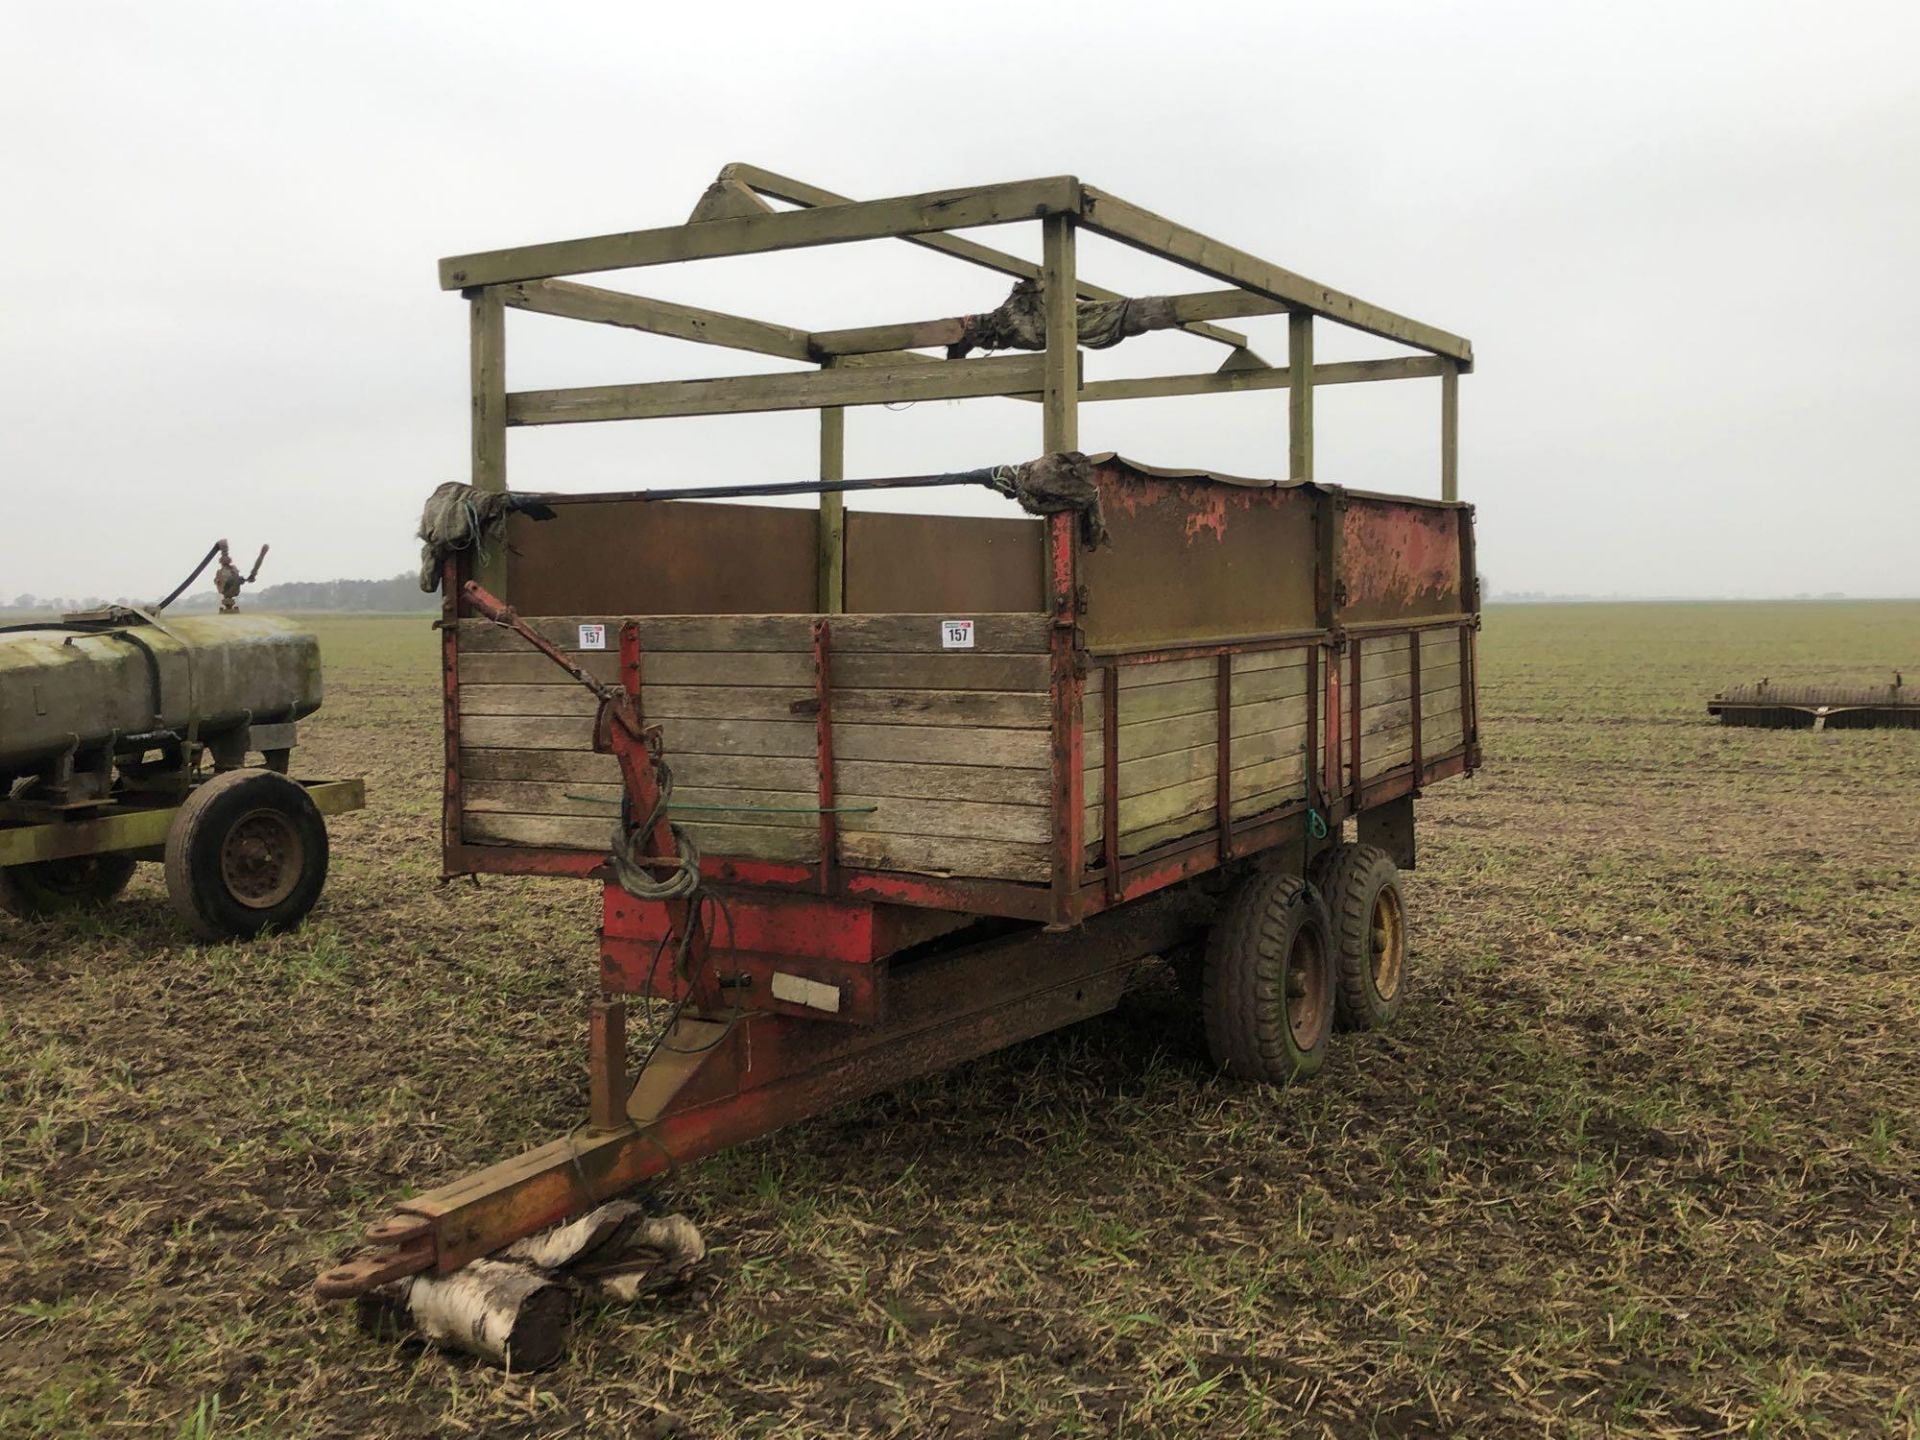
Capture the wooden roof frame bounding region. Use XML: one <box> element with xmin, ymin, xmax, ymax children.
<box><xmin>449</xmin><ymin>165</ymin><xmax>1471</xmax><ymax>607</ymax></box>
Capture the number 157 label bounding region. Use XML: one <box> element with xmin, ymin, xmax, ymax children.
<box><xmin>941</xmin><ymin>619</ymin><xmax>975</xmax><ymax>649</ymax></box>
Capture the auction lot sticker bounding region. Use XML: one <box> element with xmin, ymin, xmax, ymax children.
<box><xmin>941</xmin><ymin>619</ymin><xmax>975</xmax><ymax>649</ymax></box>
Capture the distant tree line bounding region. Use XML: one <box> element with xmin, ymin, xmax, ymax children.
<box><xmin>7</xmin><ymin>572</ymin><xmax>435</xmax><ymax>615</ymax></box>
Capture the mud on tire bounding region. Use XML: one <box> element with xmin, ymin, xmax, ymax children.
<box><xmin>1201</xmin><ymin>871</ymin><xmax>1336</xmax><ymax>1083</ymax></box>
<box><xmin>1310</xmin><ymin>842</ymin><xmax>1408</xmax><ymax>1031</ymax></box>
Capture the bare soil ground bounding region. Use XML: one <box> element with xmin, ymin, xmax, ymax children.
<box><xmin>3</xmin><ymin>601</ymin><xmax>1917</xmax><ymax>1438</ymax></box>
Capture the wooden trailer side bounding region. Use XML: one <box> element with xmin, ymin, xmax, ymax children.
<box><xmin>455</xmin><ymin>613</ymin><xmax>1056</xmax><ymax>880</ymax></box>
<box><xmin>1072</xmin><ymin>459</ymin><xmax>1477</xmax><ymax>878</ymax></box>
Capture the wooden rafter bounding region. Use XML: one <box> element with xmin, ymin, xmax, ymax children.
<box><xmin>719</xmin><ymin>162</ymin><xmax>1257</xmax><ymax>356</ymax></box>
<box><xmin>440</xmin><ymin>177</ymin><xmax>1082</xmax><ymax>290</ymax></box>
<box><xmin>1079</xmin><ymin>186</ymin><xmax>1473</xmax><ymax>365</ymax></box>
<box><xmin>499</xmin><ymin>278</ymin><xmax>813</xmax><ymax>362</ymax></box>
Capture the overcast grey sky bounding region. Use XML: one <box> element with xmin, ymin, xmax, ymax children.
<box><xmin>4</xmin><ymin>0</ymin><xmax>1916</xmax><ymax>602</ymax></box>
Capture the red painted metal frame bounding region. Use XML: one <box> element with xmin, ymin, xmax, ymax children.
<box><xmin>1409</xmin><ymin>629</ymin><xmax>1424</xmax><ymax>782</ymax></box>
<box><xmin>1349</xmin><ymin>640</ymin><xmax>1364</xmax><ymax>798</ymax></box>
<box><xmin>1101</xmin><ymin>661</ymin><xmax>1120</xmax><ymax>902</ymax></box>
<box><xmin>1213</xmin><ymin>653</ymin><xmax>1233</xmax><ymax>861</ymax></box>
<box><xmin>1046</xmin><ymin>511</ymin><xmax>1086</xmax><ymax>927</ymax></box>
<box><xmin>440</xmin><ymin>556</ymin><xmax>462</xmax><ymax>860</ymax></box>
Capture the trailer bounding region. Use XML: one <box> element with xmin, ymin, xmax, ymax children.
<box><xmin>317</xmin><ymin>166</ymin><xmax>1479</xmax><ymax>1319</ymax></box>
<box><xmin>0</xmin><ymin>605</ymin><xmax>365</xmax><ymax>938</ymax></box>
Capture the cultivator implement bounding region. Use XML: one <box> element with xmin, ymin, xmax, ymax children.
<box><xmin>1708</xmin><ymin>677</ymin><xmax>1915</xmax><ymax>730</ymax></box>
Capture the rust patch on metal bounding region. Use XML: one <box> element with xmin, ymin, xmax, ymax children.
<box><xmin>1339</xmin><ymin>502</ymin><xmax>1464</xmax><ymax>623</ymax></box>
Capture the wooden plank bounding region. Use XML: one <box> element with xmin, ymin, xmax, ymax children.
<box><xmin>1085</xmin><ymin>696</ymin><xmax>1310</xmax><ymax>769</ymax></box>
<box><xmin>1079</xmin><ymin>185</ymin><xmax>1474</xmax><ymax>364</ymax></box>
<box><xmin>461</xmin><ymin>747</ymin><xmax>620</xmax><ymax>783</ymax></box>
<box><xmin>461</xmin><ymin>684</ymin><xmax>1052</xmax><ymax>728</ymax></box>
<box><xmin>458</xmin><ymin>648</ymin><xmax>1052</xmax><ymax>689</ymax></box>
<box><xmin>834</xmin><ymin>724</ymin><xmax>1050</xmax><ymax>769</ymax></box>
<box><xmin>460</xmin><ymin>684</ymin><xmax>603</xmax><ymax>718</ymax></box>
<box><xmin>1109</xmin><ymin>665</ymin><xmax>1305</xmax><ymax>727</ymax></box>
<box><xmin>838</xmin><ymin>831</ymin><xmax>1049</xmax><ymax>883</ymax></box>
<box><xmin>1289</xmin><ymin>312</ymin><xmax>1313</xmax><ymax>481</ymax></box>
<box><xmin>1078</xmin><ymin>356</ymin><xmax>1441</xmax><ymax>405</ymax></box>
<box><xmin>497</xmin><ymin>278</ymin><xmax>813</xmax><ymax>360</ymax></box>
<box><xmin>462</xmin><ymin>812</ymin><xmax>820</xmax><ymax>861</ymax></box>
<box><xmin>440</xmin><ymin>177</ymin><xmax>1084</xmax><ymax>289</ymax></box>
<box><xmin>459</xmin><ymin>715</ymin><xmax>598</xmax><ymax>751</ymax></box>
<box><xmin>1088</xmin><ymin>751</ymin><xmax>1308</xmax><ymax>843</ymax></box>
<box><xmin>1358</xmin><ymin>644</ymin><xmax>1416</xmax><ymax>683</ymax></box>
<box><xmin>836</xmin><ymin>760</ymin><xmax>1050</xmax><ymax>805</ymax></box>
<box><xmin>1112</xmin><ymin>649</ymin><xmax>1305</xmax><ymax>689</ymax></box>
<box><xmin>835</xmin><ymin>653</ymin><xmax>1052</xmax><ymax>691</ymax></box>
<box><xmin>1359</xmin><ymin>673</ymin><xmax>1416</xmax><ymax>709</ymax></box>
<box><xmin>832</xmin><ymin>688</ymin><xmax>1050</xmax><ymax>729</ymax></box>
<box><xmin>459</xmin><ymin>651</ymin><xmax>627</xmax><ymax>685</ymax></box>
<box><xmin>464</xmin><ymin>781</ymin><xmax>821</xmax><ymax>827</ymax></box>
<box><xmin>507</xmin><ymin>354</ymin><xmax>1046</xmax><ymax>425</ymax></box>
<box><xmin>719</xmin><ymin>162</ymin><xmax>1252</xmax><ymax>353</ymax></box>
<box><xmin>1085</xmin><ymin>723</ymin><xmax>1309</xmax><ymax>806</ymax></box>
<box><xmin>839</xmin><ymin>795</ymin><xmax>1051</xmax><ymax>845</ymax></box>
<box><xmin>457</xmin><ymin>614</ymin><xmax>1050</xmax><ymax>654</ymax></box>
<box><xmin>460</xmin><ymin>748</ymin><xmax>821</xmax><ymax>793</ymax></box>
<box><xmin>1042</xmin><ymin>214</ymin><xmax>1078</xmax><ymax>452</ymax></box>
<box><xmin>1441</xmin><ymin>360</ymin><xmax>1460</xmax><ymax>502</ymax></box>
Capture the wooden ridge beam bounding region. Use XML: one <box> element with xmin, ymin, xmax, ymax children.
<box><xmin>809</xmin><ymin>288</ymin><xmax>1290</xmax><ymax>359</ymax></box>
<box><xmin>1078</xmin><ymin>355</ymin><xmax>1441</xmax><ymax>405</ymax></box>
<box><xmin>440</xmin><ymin>177</ymin><xmax>1083</xmax><ymax>290</ymax></box>
<box><xmin>719</xmin><ymin>162</ymin><xmax>1254</xmax><ymax>354</ymax></box>
<box><xmin>1079</xmin><ymin>185</ymin><xmax>1474</xmax><ymax>366</ymax></box>
<box><xmin>506</xmin><ymin>355</ymin><xmax>1046</xmax><ymax>426</ymax></box>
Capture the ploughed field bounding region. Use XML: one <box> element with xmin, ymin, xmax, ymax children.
<box><xmin>2</xmin><ymin>601</ymin><xmax>1917</xmax><ymax>1439</ymax></box>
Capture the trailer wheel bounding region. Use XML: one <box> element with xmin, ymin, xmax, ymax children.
<box><xmin>1311</xmin><ymin>843</ymin><xmax>1408</xmax><ymax>1030</ymax></box>
<box><xmin>1202</xmin><ymin>872</ymin><xmax>1335</xmax><ymax>1083</ymax></box>
<box><xmin>0</xmin><ymin>854</ymin><xmax>138</xmax><ymax>918</ymax></box>
<box><xmin>164</xmin><ymin>770</ymin><xmax>329</xmax><ymax>941</ymax></box>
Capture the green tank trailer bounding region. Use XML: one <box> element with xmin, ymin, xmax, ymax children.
<box><xmin>0</xmin><ymin>592</ymin><xmax>364</xmax><ymax>939</ymax></box>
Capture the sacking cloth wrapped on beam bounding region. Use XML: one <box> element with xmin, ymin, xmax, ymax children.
<box><xmin>946</xmin><ymin>279</ymin><xmax>1181</xmax><ymax>359</ymax></box>
<box><xmin>416</xmin><ymin>483</ymin><xmax>557</xmax><ymax>593</ymax></box>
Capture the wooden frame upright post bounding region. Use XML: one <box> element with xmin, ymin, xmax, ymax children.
<box><xmin>1042</xmin><ymin>215</ymin><xmax>1079</xmax><ymax>452</ymax></box>
<box><xmin>1288</xmin><ymin>310</ymin><xmax>1314</xmax><ymax>481</ymax></box>
<box><xmin>818</xmin><ymin>358</ymin><xmax>846</xmax><ymax>613</ymax></box>
<box><xmin>1440</xmin><ymin>359</ymin><xmax>1460</xmax><ymax>502</ymax></box>
<box><xmin>469</xmin><ymin>286</ymin><xmax>508</xmax><ymax>596</ymax></box>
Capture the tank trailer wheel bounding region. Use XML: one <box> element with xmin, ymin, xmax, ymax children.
<box><xmin>1202</xmin><ymin>871</ymin><xmax>1336</xmax><ymax>1083</ymax></box>
<box><xmin>1311</xmin><ymin>843</ymin><xmax>1409</xmax><ymax>1030</ymax></box>
<box><xmin>164</xmin><ymin>770</ymin><xmax>330</xmax><ymax>941</ymax></box>
<box><xmin>0</xmin><ymin>853</ymin><xmax>138</xmax><ymax>918</ymax></box>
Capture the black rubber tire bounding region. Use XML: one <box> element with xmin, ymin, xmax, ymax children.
<box><xmin>163</xmin><ymin>770</ymin><xmax>330</xmax><ymax>941</ymax></box>
<box><xmin>1310</xmin><ymin>843</ymin><xmax>1408</xmax><ymax>1031</ymax></box>
<box><xmin>0</xmin><ymin>853</ymin><xmax>138</xmax><ymax>918</ymax></box>
<box><xmin>1201</xmin><ymin>871</ymin><xmax>1336</xmax><ymax>1083</ymax></box>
